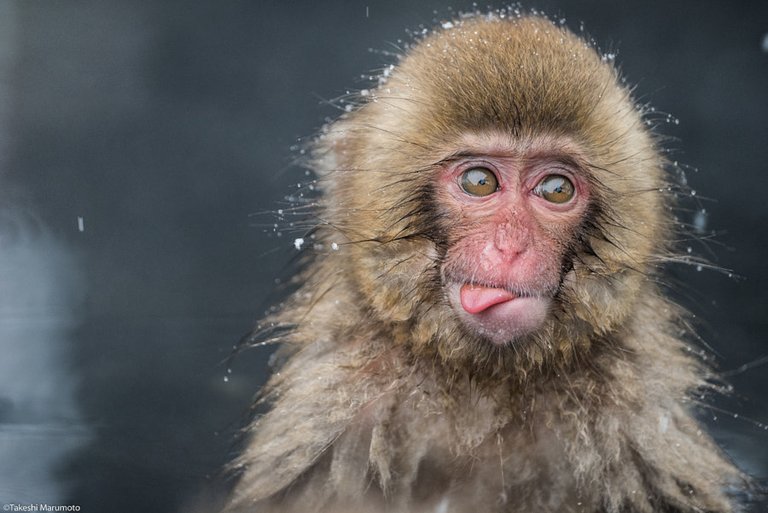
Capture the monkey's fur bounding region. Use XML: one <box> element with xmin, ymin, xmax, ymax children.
<box><xmin>225</xmin><ymin>13</ymin><xmax>744</xmax><ymax>513</ymax></box>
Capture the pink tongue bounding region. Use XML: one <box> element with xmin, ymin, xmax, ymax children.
<box><xmin>460</xmin><ymin>284</ymin><xmax>517</xmax><ymax>314</ymax></box>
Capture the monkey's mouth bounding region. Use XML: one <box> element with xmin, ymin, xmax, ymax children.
<box><xmin>459</xmin><ymin>283</ymin><xmax>520</xmax><ymax>314</ymax></box>
<box><xmin>445</xmin><ymin>282</ymin><xmax>552</xmax><ymax>345</ymax></box>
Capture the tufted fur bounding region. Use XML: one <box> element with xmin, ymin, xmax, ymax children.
<box><xmin>224</xmin><ymin>12</ymin><xmax>744</xmax><ymax>513</ymax></box>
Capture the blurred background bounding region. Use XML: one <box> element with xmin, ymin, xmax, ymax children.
<box><xmin>0</xmin><ymin>1</ymin><xmax>765</xmax><ymax>511</ymax></box>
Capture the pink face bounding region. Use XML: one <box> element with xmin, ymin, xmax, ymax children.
<box><xmin>436</xmin><ymin>136</ymin><xmax>591</xmax><ymax>345</ymax></box>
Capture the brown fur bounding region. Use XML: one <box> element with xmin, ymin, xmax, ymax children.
<box><xmin>224</xmin><ymin>13</ymin><xmax>744</xmax><ymax>513</ymax></box>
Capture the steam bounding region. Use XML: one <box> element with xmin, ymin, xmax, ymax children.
<box><xmin>0</xmin><ymin>208</ymin><xmax>89</xmax><ymax>503</ymax></box>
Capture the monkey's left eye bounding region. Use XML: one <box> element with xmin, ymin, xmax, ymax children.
<box><xmin>534</xmin><ymin>175</ymin><xmax>575</xmax><ymax>204</ymax></box>
<box><xmin>460</xmin><ymin>167</ymin><xmax>499</xmax><ymax>197</ymax></box>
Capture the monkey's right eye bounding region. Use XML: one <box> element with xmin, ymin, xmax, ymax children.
<box><xmin>460</xmin><ymin>167</ymin><xmax>499</xmax><ymax>197</ymax></box>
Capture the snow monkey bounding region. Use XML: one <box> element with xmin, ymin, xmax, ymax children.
<box><xmin>224</xmin><ymin>10</ymin><xmax>745</xmax><ymax>513</ymax></box>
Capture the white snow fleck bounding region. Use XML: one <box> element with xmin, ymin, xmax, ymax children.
<box><xmin>331</xmin><ymin>242</ymin><xmax>339</xmax><ymax>251</ymax></box>
<box><xmin>441</xmin><ymin>21</ymin><xmax>454</xmax><ymax>29</ymax></box>
<box><xmin>294</xmin><ymin>238</ymin><xmax>304</xmax><ymax>250</ymax></box>
<box><xmin>77</xmin><ymin>216</ymin><xmax>84</xmax><ymax>232</ymax></box>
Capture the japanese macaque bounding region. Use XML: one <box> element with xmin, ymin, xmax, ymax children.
<box><xmin>224</xmin><ymin>11</ymin><xmax>745</xmax><ymax>513</ymax></box>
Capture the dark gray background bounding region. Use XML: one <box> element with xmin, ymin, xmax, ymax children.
<box><xmin>0</xmin><ymin>1</ymin><xmax>765</xmax><ymax>512</ymax></box>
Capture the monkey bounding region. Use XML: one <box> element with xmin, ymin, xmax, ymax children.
<box><xmin>223</xmin><ymin>10</ymin><xmax>746</xmax><ymax>513</ymax></box>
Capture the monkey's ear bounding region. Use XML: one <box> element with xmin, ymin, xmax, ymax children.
<box><xmin>311</xmin><ymin>121</ymin><xmax>354</xmax><ymax>178</ymax></box>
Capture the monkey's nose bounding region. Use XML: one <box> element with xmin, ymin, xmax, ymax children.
<box><xmin>494</xmin><ymin>222</ymin><xmax>529</xmax><ymax>261</ymax></box>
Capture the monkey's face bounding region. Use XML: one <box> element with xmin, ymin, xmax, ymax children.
<box><xmin>437</xmin><ymin>134</ymin><xmax>591</xmax><ymax>346</ymax></box>
<box><xmin>321</xmin><ymin>17</ymin><xmax>667</xmax><ymax>368</ymax></box>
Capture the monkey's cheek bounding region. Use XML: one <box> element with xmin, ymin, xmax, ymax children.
<box><xmin>447</xmin><ymin>286</ymin><xmax>551</xmax><ymax>345</ymax></box>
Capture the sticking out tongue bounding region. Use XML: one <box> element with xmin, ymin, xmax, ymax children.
<box><xmin>459</xmin><ymin>283</ymin><xmax>517</xmax><ymax>314</ymax></box>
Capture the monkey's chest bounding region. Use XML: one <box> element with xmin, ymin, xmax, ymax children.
<box><xmin>335</xmin><ymin>390</ymin><xmax>584</xmax><ymax>513</ymax></box>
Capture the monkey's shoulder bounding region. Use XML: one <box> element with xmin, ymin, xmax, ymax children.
<box><xmin>228</xmin><ymin>344</ymin><xmax>741</xmax><ymax>513</ymax></box>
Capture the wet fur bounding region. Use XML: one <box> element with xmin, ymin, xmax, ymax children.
<box><xmin>224</xmin><ymin>13</ymin><xmax>744</xmax><ymax>513</ymax></box>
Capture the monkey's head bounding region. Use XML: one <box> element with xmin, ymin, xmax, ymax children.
<box><xmin>310</xmin><ymin>13</ymin><xmax>669</xmax><ymax>376</ymax></box>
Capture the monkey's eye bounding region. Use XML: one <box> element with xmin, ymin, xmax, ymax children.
<box><xmin>460</xmin><ymin>167</ymin><xmax>499</xmax><ymax>197</ymax></box>
<box><xmin>534</xmin><ymin>175</ymin><xmax>575</xmax><ymax>204</ymax></box>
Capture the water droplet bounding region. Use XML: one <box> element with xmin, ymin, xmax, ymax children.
<box><xmin>331</xmin><ymin>242</ymin><xmax>340</xmax><ymax>251</ymax></box>
<box><xmin>223</xmin><ymin>376</ymin><xmax>229</xmax><ymax>383</ymax></box>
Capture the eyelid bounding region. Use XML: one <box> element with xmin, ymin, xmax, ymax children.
<box><xmin>454</xmin><ymin>160</ymin><xmax>501</xmax><ymax>180</ymax></box>
<box><xmin>527</xmin><ymin>165</ymin><xmax>578</xmax><ymax>189</ymax></box>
